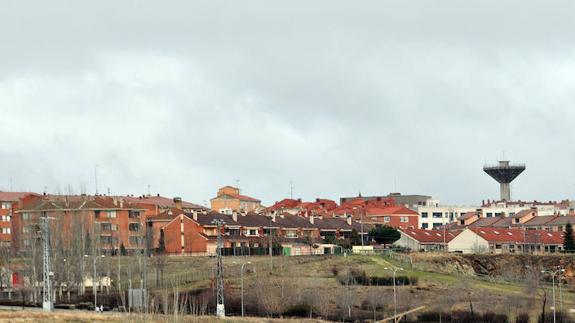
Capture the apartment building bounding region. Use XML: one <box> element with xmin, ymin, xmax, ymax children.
<box><xmin>0</xmin><ymin>192</ymin><xmax>37</xmax><ymax>248</ymax></box>
<box><xmin>210</xmin><ymin>186</ymin><xmax>261</xmax><ymax>214</ymax></box>
<box><xmin>16</xmin><ymin>194</ymin><xmax>146</xmax><ymax>253</ymax></box>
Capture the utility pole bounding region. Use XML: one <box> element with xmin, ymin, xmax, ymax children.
<box><xmin>212</xmin><ymin>219</ymin><xmax>226</xmax><ymax>317</ymax></box>
<box><xmin>269</xmin><ymin>216</ymin><xmax>273</xmax><ymax>271</ymax></box>
<box><xmin>41</xmin><ymin>216</ymin><xmax>54</xmax><ymax>311</ymax></box>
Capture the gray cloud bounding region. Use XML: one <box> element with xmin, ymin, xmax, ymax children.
<box><xmin>1</xmin><ymin>0</ymin><xmax>575</xmax><ymax>205</ymax></box>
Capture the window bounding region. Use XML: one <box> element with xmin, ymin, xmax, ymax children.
<box><xmin>129</xmin><ymin>223</ymin><xmax>140</xmax><ymax>232</ymax></box>
<box><xmin>1</xmin><ymin>202</ymin><xmax>11</xmax><ymax>209</ymax></box>
<box><xmin>285</xmin><ymin>231</ymin><xmax>298</xmax><ymax>238</ymax></box>
<box><xmin>400</xmin><ymin>216</ymin><xmax>408</xmax><ymax>223</ymax></box>
<box><xmin>1</xmin><ymin>215</ymin><xmax>10</xmax><ymax>222</ymax></box>
<box><xmin>100</xmin><ymin>223</ymin><xmax>112</xmax><ymax>231</ymax></box>
<box><xmin>421</xmin><ymin>212</ymin><xmax>428</xmax><ymax>218</ymax></box>
<box><xmin>384</xmin><ymin>216</ymin><xmax>390</xmax><ymax>222</ymax></box>
<box><xmin>421</xmin><ymin>223</ymin><xmax>428</xmax><ymax>229</ymax></box>
<box><xmin>486</xmin><ymin>212</ymin><xmax>493</xmax><ymax>217</ymax></box>
<box><xmin>111</xmin><ymin>224</ymin><xmax>118</xmax><ymax>231</ymax></box>
<box><xmin>108</xmin><ymin>211</ymin><xmax>117</xmax><ymax>218</ymax></box>
<box><xmin>100</xmin><ymin>236</ymin><xmax>113</xmax><ymax>244</ymax></box>
<box><xmin>95</xmin><ymin>210</ymin><xmax>101</xmax><ymax>218</ymax></box>
<box><xmin>1</xmin><ymin>228</ymin><xmax>10</xmax><ymax>234</ymax></box>
<box><xmin>432</xmin><ymin>212</ymin><xmax>443</xmax><ymax>218</ymax></box>
<box><xmin>128</xmin><ymin>210</ymin><xmax>139</xmax><ymax>218</ymax></box>
<box><xmin>22</xmin><ymin>213</ymin><xmax>31</xmax><ymax>220</ymax></box>
<box><xmin>432</xmin><ymin>223</ymin><xmax>442</xmax><ymax>229</ymax></box>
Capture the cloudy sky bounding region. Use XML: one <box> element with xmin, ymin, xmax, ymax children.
<box><xmin>1</xmin><ymin>1</ymin><xmax>575</xmax><ymax>206</ymax></box>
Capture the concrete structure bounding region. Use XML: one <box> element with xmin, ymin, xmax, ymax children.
<box><xmin>210</xmin><ymin>186</ymin><xmax>261</xmax><ymax>214</ymax></box>
<box><xmin>483</xmin><ymin>160</ymin><xmax>526</xmax><ymax>201</ymax></box>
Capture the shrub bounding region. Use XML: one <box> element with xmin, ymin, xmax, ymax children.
<box><xmin>417</xmin><ymin>311</ymin><xmax>451</xmax><ymax>322</ymax></box>
<box><xmin>515</xmin><ymin>313</ymin><xmax>530</xmax><ymax>323</ymax></box>
<box><xmin>283</xmin><ymin>304</ymin><xmax>314</xmax><ymax>317</ymax></box>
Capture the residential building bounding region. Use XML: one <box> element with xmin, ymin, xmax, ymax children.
<box><xmin>448</xmin><ymin>228</ymin><xmax>564</xmax><ymax>254</ymax></box>
<box><xmin>396</xmin><ymin>228</ymin><xmax>461</xmax><ymax>251</ymax></box>
<box><xmin>210</xmin><ymin>186</ymin><xmax>261</xmax><ymax>214</ymax></box>
<box><xmin>0</xmin><ymin>192</ymin><xmax>37</xmax><ymax>248</ymax></box>
<box><xmin>16</xmin><ymin>194</ymin><xmax>146</xmax><ymax>253</ymax></box>
<box><xmin>340</xmin><ymin>193</ymin><xmax>438</xmax><ymax>210</ymax></box>
<box><xmin>123</xmin><ymin>194</ymin><xmax>206</xmax><ymax>219</ymax></box>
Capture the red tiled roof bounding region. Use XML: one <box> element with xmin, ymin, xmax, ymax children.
<box><xmin>0</xmin><ymin>191</ymin><xmax>38</xmax><ymax>202</ymax></box>
<box><xmin>366</xmin><ymin>206</ymin><xmax>418</xmax><ymax>216</ymax></box>
<box><xmin>223</xmin><ymin>193</ymin><xmax>261</xmax><ymax>203</ymax></box>
<box><xmin>401</xmin><ymin>228</ymin><xmax>461</xmax><ymax>243</ymax></box>
<box><xmin>458</xmin><ymin>212</ymin><xmax>480</xmax><ymax>221</ymax></box>
<box><xmin>469</xmin><ymin>228</ymin><xmax>525</xmax><ymax>243</ymax></box>
<box><xmin>123</xmin><ymin>195</ymin><xmax>206</xmax><ymax>210</ymax></box>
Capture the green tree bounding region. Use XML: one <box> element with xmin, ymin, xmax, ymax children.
<box><xmin>369</xmin><ymin>225</ymin><xmax>400</xmax><ymax>247</ymax></box>
<box><xmin>564</xmin><ymin>223</ymin><xmax>575</xmax><ymax>253</ymax></box>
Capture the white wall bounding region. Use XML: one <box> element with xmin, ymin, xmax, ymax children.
<box><xmin>448</xmin><ymin>229</ymin><xmax>489</xmax><ymax>254</ymax></box>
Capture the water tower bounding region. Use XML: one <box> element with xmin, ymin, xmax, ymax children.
<box><xmin>483</xmin><ymin>160</ymin><xmax>526</xmax><ymax>201</ymax></box>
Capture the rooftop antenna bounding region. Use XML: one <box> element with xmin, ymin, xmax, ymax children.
<box><xmin>94</xmin><ymin>164</ymin><xmax>99</xmax><ymax>195</ymax></box>
<box><xmin>212</xmin><ymin>219</ymin><xmax>226</xmax><ymax>317</ymax></box>
<box><xmin>235</xmin><ymin>179</ymin><xmax>240</xmax><ymax>193</ymax></box>
<box><xmin>107</xmin><ymin>187</ymin><xmax>111</xmax><ymax>196</ymax></box>
<box><xmin>147</xmin><ymin>184</ymin><xmax>151</xmax><ymax>196</ymax></box>
<box><xmin>9</xmin><ymin>178</ymin><xmax>12</xmax><ymax>191</ymax></box>
<box><xmin>289</xmin><ymin>180</ymin><xmax>294</xmax><ymax>199</ymax></box>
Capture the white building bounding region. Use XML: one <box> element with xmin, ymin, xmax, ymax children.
<box><xmin>417</xmin><ymin>201</ymin><xmax>571</xmax><ymax>230</ymax></box>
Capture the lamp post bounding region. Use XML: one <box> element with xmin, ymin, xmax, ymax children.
<box><xmin>542</xmin><ymin>267</ymin><xmax>565</xmax><ymax>323</ymax></box>
<box><xmin>85</xmin><ymin>254</ymin><xmax>105</xmax><ymax>311</ymax></box>
<box><xmin>385</xmin><ymin>266</ymin><xmax>403</xmax><ymax>323</ymax></box>
<box><xmin>233</xmin><ymin>261</ymin><xmax>252</xmax><ymax>317</ymax></box>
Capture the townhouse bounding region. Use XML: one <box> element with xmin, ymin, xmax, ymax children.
<box><xmin>147</xmin><ymin>210</ymin><xmax>372</xmax><ymax>256</ymax></box>
<box><xmin>396</xmin><ymin>228</ymin><xmax>461</xmax><ymax>252</ymax></box>
<box><xmin>448</xmin><ymin>228</ymin><xmax>564</xmax><ymax>254</ymax></box>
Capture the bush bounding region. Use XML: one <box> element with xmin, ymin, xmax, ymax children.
<box><xmin>515</xmin><ymin>313</ymin><xmax>530</xmax><ymax>323</ymax></box>
<box><xmin>417</xmin><ymin>311</ymin><xmax>451</xmax><ymax>322</ymax></box>
<box><xmin>283</xmin><ymin>304</ymin><xmax>314</xmax><ymax>317</ymax></box>
<box><xmin>336</xmin><ymin>268</ymin><xmax>417</xmax><ymax>286</ymax></box>
<box><xmin>538</xmin><ymin>311</ymin><xmax>574</xmax><ymax>323</ymax></box>
<box><xmin>483</xmin><ymin>311</ymin><xmax>508</xmax><ymax>323</ymax></box>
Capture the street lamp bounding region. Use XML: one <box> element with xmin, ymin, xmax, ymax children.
<box><xmin>384</xmin><ymin>266</ymin><xmax>404</xmax><ymax>323</ymax></box>
<box><xmin>85</xmin><ymin>254</ymin><xmax>106</xmax><ymax>311</ymax></box>
<box><xmin>233</xmin><ymin>261</ymin><xmax>252</xmax><ymax>317</ymax></box>
<box><xmin>542</xmin><ymin>267</ymin><xmax>565</xmax><ymax>323</ymax></box>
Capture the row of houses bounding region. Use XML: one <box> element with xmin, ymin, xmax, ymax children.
<box><xmin>396</xmin><ymin>227</ymin><xmax>565</xmax><ymax>254</ymax></box>
<box><xmin>147</xmin><ymin>209</ymin><xmax>371</xmax><ymax>255</ymax></box>
<box><xmin>1</xmin><ymin>191</ymin><xmax>378</xmax><ymax>256</ymax></box>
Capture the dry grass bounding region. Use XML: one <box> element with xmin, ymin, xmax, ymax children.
<box><xmin>0</xmin><ymin>311</ymin><xmax>326</xmax><ymax>322</ymax></box>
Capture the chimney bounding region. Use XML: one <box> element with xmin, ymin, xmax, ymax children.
<box><xmin>272</xmin><ymin>214</ymin><xmax>276</xmax><ymax>222</ymax></box>
<box><xmin>119</xmin><ymin>199</ymin><xmax>123</xmax><ymax>208</ymax></box>
<box><xmin>174</xmin><ymin>197</ymin><xmax>183</xmax><ymax>209</ymax></box>
<box><xmin>309</xmin><ymin>216</ymin><xmax>315</xmax><ymax>224</ymax></box>
<box><xmin>346</xmin><ymin>216</ymin><xmax>352</xmax><ymax>225</ymax></box>
<box><xmin>232</xmin><ymin>212</ymin><xmax>238</xmax><ymax>222</ymax></box>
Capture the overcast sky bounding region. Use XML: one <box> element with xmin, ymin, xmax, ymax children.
<box><xmin>1</xmin><ymin>1</ymin><xmax>575</xmax><ymax>206</ymax></box>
